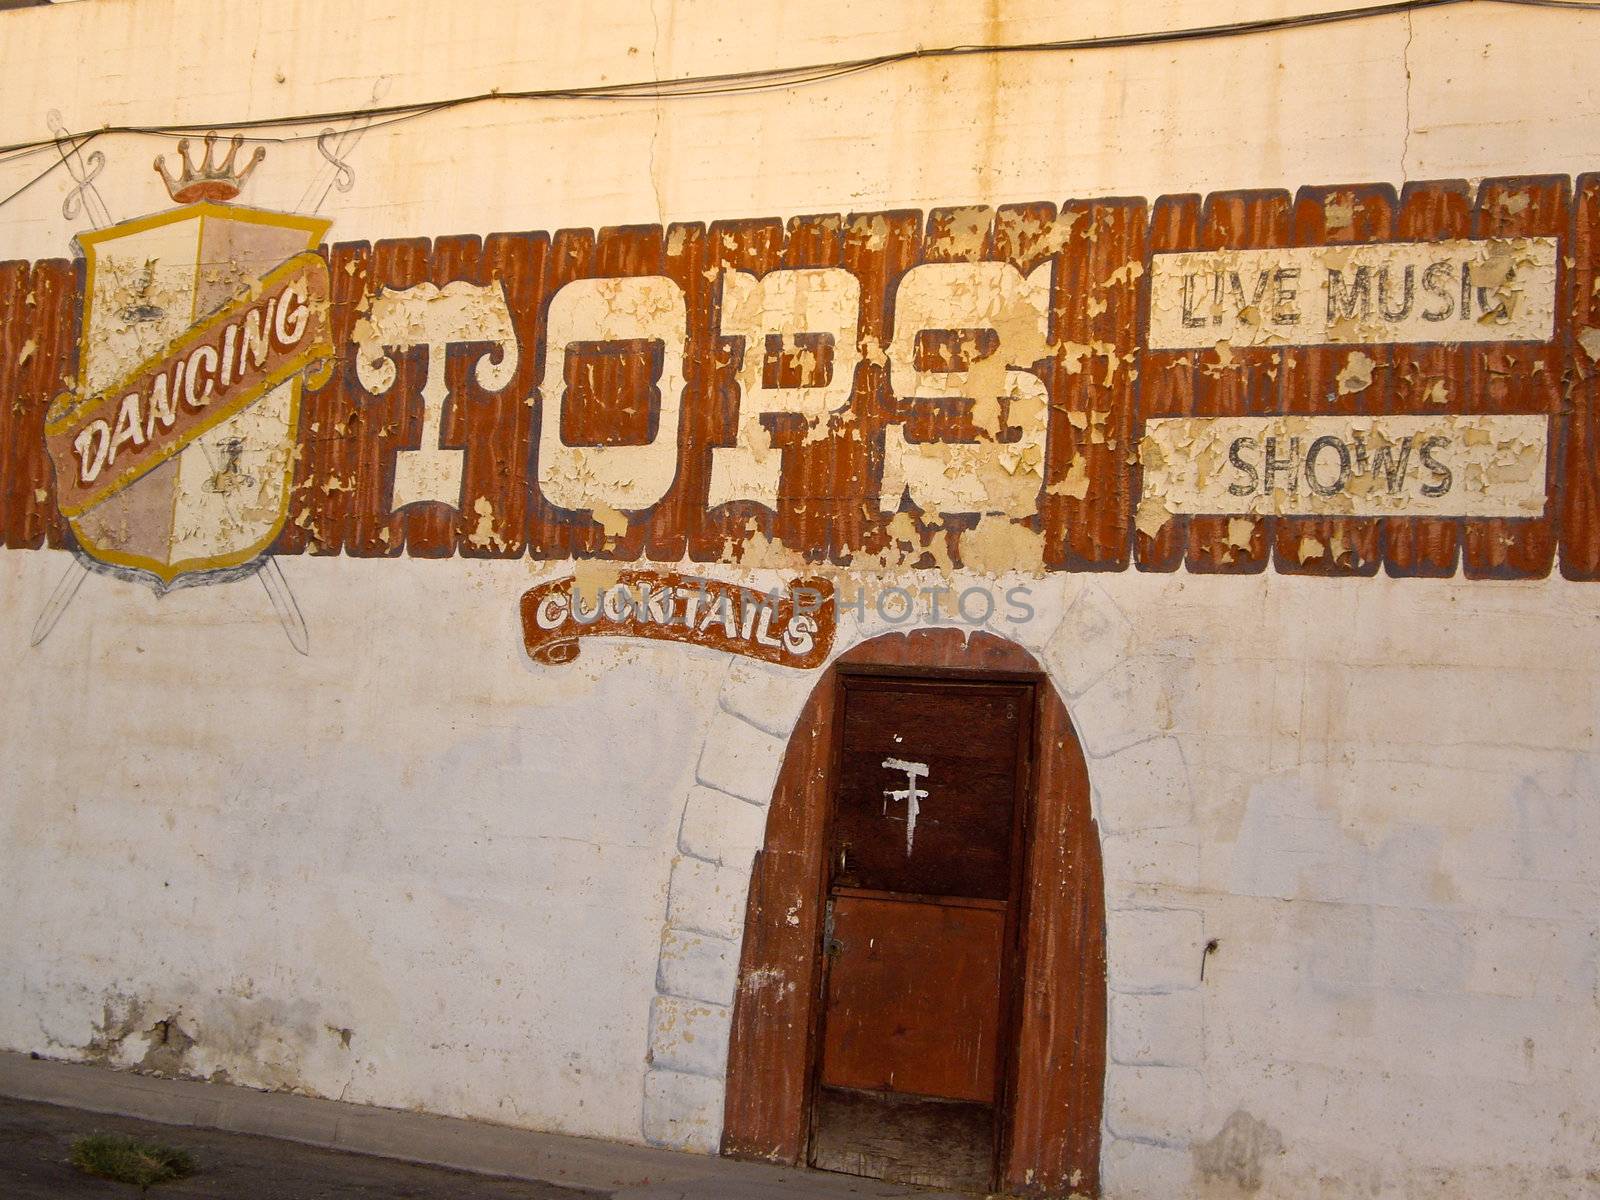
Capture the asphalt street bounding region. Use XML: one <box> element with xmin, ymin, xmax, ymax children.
<box><xmin>0</xmin><ymin>1095</ymin><xmax>599</xmax><ymax>1199</ymax></box>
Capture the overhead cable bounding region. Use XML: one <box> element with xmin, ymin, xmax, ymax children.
<box><xmin>0</xmin><ymin>0</ymin><xmax>1596</xmax><ymax>159</ymax></box>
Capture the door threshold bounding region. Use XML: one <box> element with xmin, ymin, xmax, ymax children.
<box><xmin>809</xmin><ymin>1085</ymin><xmax>994</xmax><ymax>1193</ymax></box>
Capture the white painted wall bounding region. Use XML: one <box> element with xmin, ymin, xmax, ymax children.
<box><xmin>0</xmin><ymin>2</ymin><xmax>1598</xmax><ymax>1197</ymax></box>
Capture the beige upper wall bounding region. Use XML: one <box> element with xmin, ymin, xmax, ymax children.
<box><xmin>1</xmin><ymin>1</ymin><xmax>1598</xmax><ymax>255</ymax></box>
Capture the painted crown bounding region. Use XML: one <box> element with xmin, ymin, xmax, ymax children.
<box><xmin>154</xmin><ymin>133</ymin><xmax>265</xmax><ymax>203</ymax></box>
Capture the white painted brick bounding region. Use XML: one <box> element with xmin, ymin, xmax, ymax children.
<box><xmin>641</xmin><ymin>1067</ymin><xmax>724</xmax><ymax>1153</ymax></box>
<box><xmin>678</xmin><ymin>785</ymin><xmax>769</xmax><ymax>869</ymax></box>
<box><xmin>1104</xmin><ymin>1065</ymin><xmax>1207</xmax><ymax>1146</ymax></box>
<box><xmin>980</xmin><ymin>574</ymin><xmax>1082</xmax><ymax>656</ymax></box>
<box><xmin>1089</xmin><ymin>736</ymin><xmax>1194</xmax><ymax>834</ymax></box>
<box><xmin>694</xmin><ymin>707</ymin><xmax>785</xmax><ymax>803</ymax></box>
<box><xmin>656</xmin><ymin>926</ymin><xmax>740</xmax><ymax>1005</ymax></box>
<box><xmin>1042</xmin><ymin>581</ymin><xmax>1135</xmax><ymax>698</ymax></box>
<box><xmin>1303</xmin><ymin>901</ymin><xmax>1376</xmax><ymax>991</ymax></box>
<box><xmin>1516</xmin><ymin>829</ymin><xmax>1600</xmax><ymax>888</ymax></box>
<box><xmin>1073</xmin><ymin>658</ymin><xmax>1194</xmax><ymax>759</ymax></box>
<box><xmin>718</xmin><ymin>658</ymin><xmax>813</xmax><ymax>740</ymax></box>
<box><xmin>1373</xmin><ymin>907</ymin><xmax>1469</xmax><ymax>994</ymax></box>
<box><xmin>1108</xmin><ymin>907</ymin><xmax>1206</xmax><ymax>993</ymax></box>
<box><xmin>1103</xmin><ymin>828</ymin><xmax>1201</xmax><ymax>890</ymax></box>
<box><xmin>1371</xmin><ymin>990</ymin><xmax>1570</xmax><ymax>1084</ymax></box>
<box><xmin>830</xmin><ymin>581</ymin><xmax>1027</xmax><ymax>653</ymax></box>
<box><xmin>648</xmin><ymin>995</ymin><xmax>732</xmax><ymax>1079</ymax></box>
<box><xmin>1110</xmin><ymin>990</ymin><xmax>1204</xmax><ymax>1067</ymax></box>
<box><xmin>665</xmin><ymin>856</ymin><xmax>750</xmax><ymax>942</ymax></box>
<box><xmin>1231</xmin><ymin>775</ymin><xmax>1370</xmax><ymax>904</ymax></box>
<box><xmin>1466</xmin><ymin>916</ymin><xmax>1567</xmax><ymax>999</ymax></box>
<box><xmin>827</xmin><ymin>581</ymin><xmax>905</xmax><ymax>648</ymax></box>
<box><xmin>1445</xmin><ymin>826</ymin><xmax>1600</xmax><ymax>921</ymax></box>
<box><xmin>1101</xmin><ymin>1134</ymin><xmax>1196</xmax><ymax>1200</ymax></box>
<box><xmin>1320</xmin><ymin>663</ymin><xmax>1591</xmax><ymax>756</ymax></box>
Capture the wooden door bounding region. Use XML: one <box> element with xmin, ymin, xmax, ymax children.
<box><xmin>808</xmin><ymin>675</ymin><xmax>1032</xmax><ymax>1191</ymax></box>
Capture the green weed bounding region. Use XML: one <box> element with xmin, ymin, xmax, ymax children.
<box><xmin>69</xmin><ymin>1132</ymin><xmax>196</xmax><ymax>1189</ymax></box>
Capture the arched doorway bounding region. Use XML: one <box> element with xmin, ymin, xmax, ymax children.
<box><xmin>721</xmin><ymin>628</ymin><xmax>1106</xmax><ymax>1196</ymax></box>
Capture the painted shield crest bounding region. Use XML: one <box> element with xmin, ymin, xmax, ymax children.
<box><xmin>44</xmin><ymin>202</ymin><xmax>332</xmax><ymax>589</ymax></box>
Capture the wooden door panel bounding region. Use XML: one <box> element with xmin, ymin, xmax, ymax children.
<box><xmin>725</xmin><ymin>632</ymin><xmax>1104</xmax><ymax>1196</ymax></box>
<box><xmin>818</xmin><ymin>895</ymin><xmax>1005</xmax><ymax>1102</ymax></box>
<box><xmin>832</xmin><ymin>680</ymin><xmax>1028</xmax><ymax>900</ymax></box>
<box><xmin>808</xmin><ymin>1087</ymin><xmax>993</xmax><ymax>1192</ymax></box>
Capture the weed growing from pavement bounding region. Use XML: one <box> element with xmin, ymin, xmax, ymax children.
<box><xmin>69</xmin><ymin>1132</ymin><xmax>196</xmax><ymax>1189</ymax></box>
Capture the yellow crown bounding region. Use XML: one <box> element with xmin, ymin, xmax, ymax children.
<box><xmin>154</xmin><ymin>133</ymin><xmax>265</xmax><ymax>204</ymax></box>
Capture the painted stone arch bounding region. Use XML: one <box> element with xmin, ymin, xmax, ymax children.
<box><xmin>642</xmin><ymin>588</ymin><xmax>1204</xmax><ymax>1189</ymax></box>
<box><xmin>718</xmin><ymin>628</ymin><xmax>1107</xmax><ymax>1197</ymax></box>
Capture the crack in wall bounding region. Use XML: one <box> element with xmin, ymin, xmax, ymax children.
<box><xmin>648</xmin><ymin>0</ymin><xmax>666</xmax><ymax>222</ymax></box>
<box><xmin>1400</xmin><ymin>12</ymin><xmax>1415</xmax><ymax>182</ymax></box>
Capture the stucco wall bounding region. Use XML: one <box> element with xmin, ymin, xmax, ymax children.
<box><xmin>0</xmin><ymin>2</ymin><xmax>1597</xmax><ymax>1197</ymax></box>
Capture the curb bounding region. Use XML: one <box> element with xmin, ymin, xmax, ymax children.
<box><xmin>0</xmin><ymin>1051</ymin><xmax>949</xmax><ymax>1198</ymax></box>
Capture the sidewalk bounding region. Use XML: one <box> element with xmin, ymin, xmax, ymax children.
<box><xmin>0</xmin><ymin>1053</ymin><xmax>973</xmax><ymax>1200</ymax></box>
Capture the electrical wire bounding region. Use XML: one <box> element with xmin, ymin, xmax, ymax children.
<box><xmin>0</xmin><ymin>0</ymin><xmax>1597</xmax><ymax>158</ymax></box>
<box><xmin>0</xmin><ymin>152</ymin><xmax>67</xmax><ymax>211</ymax></box>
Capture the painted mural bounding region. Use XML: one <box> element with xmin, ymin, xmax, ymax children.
<box><xmin>8</xmin><ymin>141</ymin><xmax>1600</xmax><ymax>659</ymax></box>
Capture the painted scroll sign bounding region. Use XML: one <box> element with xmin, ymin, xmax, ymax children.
<box><xmin>520</xmin><ymin>570</ymin><xmax>833</xmax><ymax>668</ymax></box>
<box><xmin>9</xmin><ymin>161</ymin><xmax>1600</xmax><ymax>655</ymax></box>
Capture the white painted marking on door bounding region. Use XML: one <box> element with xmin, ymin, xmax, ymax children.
<box><xmin>881</xmin><ymin>757</ymin><xmax>929</xmax><ymax>855</ymax></box>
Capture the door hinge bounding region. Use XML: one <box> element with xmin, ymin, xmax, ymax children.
<box><xmin>823</xmin><ymin>899</ymin><xmax>843</xmax><ymax>958</ymax></box>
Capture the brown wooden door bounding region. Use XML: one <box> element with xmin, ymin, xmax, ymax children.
<box><xmin>808</xmin><ymin>675</ymin><xmax>1032</xmax><ymax>1191</ymax></box>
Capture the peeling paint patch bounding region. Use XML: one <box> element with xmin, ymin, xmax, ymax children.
<box><xmin>1335</xmin><ymin>351</ymin><xmax>1375</xmax><ymax>395</ymax></box>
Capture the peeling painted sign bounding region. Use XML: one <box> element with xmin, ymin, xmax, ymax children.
<box><xmin>40</xmin><ymin>139</ymin><xmax>331</xmax><ymax>589</ymax></box>
<box><xmin>13</xmin><ymin>170</ymin><xmax>1600</xmax><ymax>593</ymax></box>
<box><xmin>48</xmin><ymin>245</ymin><xmax>331</xmax><ymax>519</ymax></box>
<box><xmin>519</xmin><ymin>570</ymin><xmax>834</xmax><ymax>668</ymax></box>
<box><xmin>1139</xmin><ymin>415</ymin><xmax>1549</xmax><ymax>519</ymax></box>
<box><xmin>1148</xmin><ymin>240</ymin><xmax>1558</xmax><ymax>348</ymax></box>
